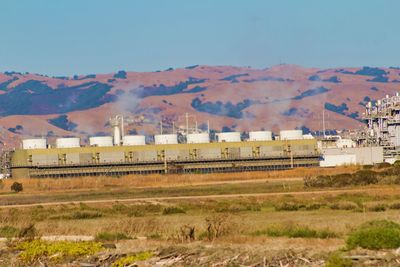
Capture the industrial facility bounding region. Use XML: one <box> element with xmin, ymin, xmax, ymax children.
<box><xmin>361</xmin><ymin>92</ymin><xmax>400</xmax><ymax>161</ymax></box>
<box><xmin>4</xmin><ymin>114</ymin><xmax>321</xmax><ymax>178</ymax></box>
<box><xmin>4</xmin><ymin>97</ymin><xmax>398</xmax><ymax>180</ymax></box>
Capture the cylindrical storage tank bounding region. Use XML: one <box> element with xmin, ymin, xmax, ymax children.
<box><xmin>302</xmin><ymin>134</ymin><xmax>314</xmax><ymax>140</ymax></box>
<box><xmin>55</xmin><ymin>137</ymin><xmax>80</xmax><ymax>148</ymax></box>
<box><xmin>122</xmin><ymin>135</ymin><xmax>146</xmax><ymax>146</ymax></box>
<box><xmin>113</xmin><ymin>126</ymin><xmax>121</xmax><ymax>145</ymax></box>
<box><xmin>249</xmin><ymin>131</ymin><xmax>272</xmax><ymax>141</ymax></box>
<box><xmin>22</xmin><ymin>138</ymin><xmax>47</xmax><ymax>149</ymax></box>
<box><xmin>217</xmin><ymin>132</ymin><xmax>241</xmax><ymax>142</ymax></box>
<box><xmin>89</xmin><ymin>136</ymin><xmax>113</xmax><ymax>147</ymax></box>
<box><xmin>280</xmin><ymin>130</ymin><xmax>303</xmax><ymax>140</ymax></box>
<box><xmin>187</xmin><ymin>133</ymin><xmax>210</xmax><ymax>144</ymax></box>
<box><xmin>154</xmin><ymin>134</ymin><xmax>178</xmax><ymax>145</ymax></box>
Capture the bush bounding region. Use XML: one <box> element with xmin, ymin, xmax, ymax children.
<box><xmin>18</xmin><ymin>224</ymin><xmax>37</xmax><ymax>240</ymax></box>
<box><xmin>367</xmin><ymin>203</ymin><xmax>386</xmax><ymax>212</ymax></box>
<box><xmin>346</xmin><ymin>220</ymin><xmax>400</xmax><ymax>249</ymax></box>
<box><xmin>112</xmin><ymin>251</ymin><xmax>153</xmax><ymax>267</ymax></box>
<box><xmin>329</xmin><ymin>201</ymin><xmax>358</xmax><ymax>211</ymax></box>
<box><xmin>95</xmin><ymin>232</ymin><xmax>130</xmax><ymax>241</ymax></box>
<box><xmin>376</xmin><ymin>162</ymin><xmax>391</xmax><ymax>169</ymax></box>
<box><xmin>393</xmin><ymin>160</ymin><xmax>400</xmax><ymax>167</ymax></box>
<box><xmin>111</xmin><ymin>203</ymin><xmax>162</xmax><ymax>217</ymax></box>
<box><xmin>0</xmin><ymin>225</ymin><xmax>19</xmax><ymax>238</ymax></box>
<box><xmin>362</xmin><ymin>164</ymin><xmax>373</xmax><ymax>169</ymax></box>
<box><xmin>274</xmin><ymin>202</ymin><xmax>300</xmax><ymax>211</ymax></box>
<box><xmin>334</xmin><ymin>202</ymin><xmax>349</xmax><ymax>210</ymax></box>
<box><xmin>305</xmin><ymin>170</ymin><xmax>378</xmax><ymax>188</ymax></box>
<box><xmin>49</xmin><ymin>211</ymin><xmax>103</xmax><ymax>220</ymax></box>
<box><xmin>11</xmin><ymin>182</ymin><xmax>23</xmax><ymax>193</ymax></box>
<box><xmin>389</xmin><ymin>202</ymin><xmax>400</xmax><ymax>210</ymax></box>
<box><xmin>325</xmin><ymin>251</ymin><xmax>353</xmax><ymax>267</ymax></box>
<box><xmin>214</xmin><ymin>202</ymin><xmax>261</xmax><ymax>213</ymax></box>
<box><xmin>252</xmin><ymin>224</ymin><xmax>338</xmax><ymax>239</ymax></box>
<box><xmin>16</xmin><ymin>240</ymin><xmax>103</xmax><ymax>263</ymax></box>
<box><xmin>305</xmin><ymin>203</ymin><xmax>322</xmax><ymax>210</ymax></box>
<box><xmin>162</xmin><ymin>206</ymin><xmax>186</xmax><ymax>215</ymax></box>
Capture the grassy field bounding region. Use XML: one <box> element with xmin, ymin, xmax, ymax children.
<box><xmin>1</xmin><ymin>166</ymin><xmax>400</xmax><ymax>266</ymax></box>
<box><xmin>0</xmin><ymin>166</ymin><xmax>360</xmax><ymax>193</ymax></box>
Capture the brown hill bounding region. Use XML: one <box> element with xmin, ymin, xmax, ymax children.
<box><xmin>0</xmin><ymin>65</ymin><xmax>399</xmax><ymax>149</ymax></box>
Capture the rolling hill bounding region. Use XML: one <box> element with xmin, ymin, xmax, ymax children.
<box><xmin>1</xmin><ymin>64</ymin><xmax>399</xmax><ymax>149</ymax></box>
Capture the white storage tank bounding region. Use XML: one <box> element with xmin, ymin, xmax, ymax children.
<box><xmin>89</xmin><ymin>136</ymin><xmax>113</xmax><ymax>147</ymax></box>
<box><xmin>123</xmin><ymin>135</ymin><xmax>146</xmax><ymax>146</ymax></box>
<box><xmin>22</xmin><ymin>138</ymin><xmax>47</xmax><ymax>149</ymax></box>
<box><xmin>249</xmin><ymin>131</ymin><xmax>272</xmax><ymax>141</ymax></box>
<box><xmin>56</xmin><ymin>137</ymin><xmax>80</xmax><ymax>148</ymax></box>
<box><xmin>279</xmin><ymin>130</ymin><xmax>303</xmax><ymax>140</ymax></box>
<box><xmin>154</xmin><ymin>134</ymin><xmax>178</xmax><ymax>145</ymax></box>
<box><xmin>216</xmin><ymin>132</ymin><xmax>241</xmax><ymax>142</ymax></box>
<box><xmin>302</xmin><ymin>134</ymin><xmax>314</xmax><ymax>140</ymax></box>
<box><xmin>187</xmin><ymin>133</ymin><xmax>210</xmax><ymax>144</ymax></box>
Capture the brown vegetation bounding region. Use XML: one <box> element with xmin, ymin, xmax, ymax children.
<box><xmin>0</xmin><ymin>166</ymin><xmax>360</xmax><ymax>194</ymax></box>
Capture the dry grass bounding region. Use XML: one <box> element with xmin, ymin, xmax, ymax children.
<box><xmin>1</xmin><ymin>186</ymin><xmax>399</xmax><ymax>240</ymax></box>
<box><xmin>0</xmin><ymin>166</ymin><xmax>360</xmax><ymax>194</ymax></box>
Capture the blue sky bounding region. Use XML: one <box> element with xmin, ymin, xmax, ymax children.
<box><xmin>1</xmin><ymin>0</ymin><xmax>399</xmax><ymax>76</ymax></box>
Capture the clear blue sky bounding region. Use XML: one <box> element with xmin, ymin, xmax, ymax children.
<box><xmin>1</xmin><ymin>0</ymin><xmax>399</xmax><ymax>76</ymax></box>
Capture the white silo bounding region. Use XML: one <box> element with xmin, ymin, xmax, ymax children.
<box><xmin>22</xmin><ymin>139</ymin><xmax>47</xmax><ymax>149</ymax></box>
<box><xmin>55</xmin><ymin>137</ymin><xmax>81</xmax><ymax>148</ymax></box>
<box><xmin>154</xmin><ymin>134</ymin><xmax>178</xmax><ymax>144</ymax></box>
<box><xmin>279</xmin><ymin>130</ymin><xmax>303</xmax><ymax>140</ymax></box>
<box><xmin>113</xmin><ymin>126</ymin><xmax>121</xmax><ymax>145</ymax></box>
<box><xmin>89</xmin><ymin>136</ymin><xmax>113</xmax><ymax>147</ymax></box>
<box><xmin>122</xmin><ymin>135</ymin><xmax>146</xmax><ymax>146</ymax></box>
<box><xmin>249</xmin><ymin>131</ymin><xmax>273</xmax><ymax>141</ymax></box>
<box><xmin>302</xmin><ymin>134</ymin><xmax>314</xmax><ymax>140</ymax></box>
<box><xmin>216</xmin><ymin>132</ymin><xmax>241</xmax><ymax>142</ymax></box>
<box><xmin>187</xmin><ymin>133</ymin><xmax>210</xmax><ymax>144</ymax></box>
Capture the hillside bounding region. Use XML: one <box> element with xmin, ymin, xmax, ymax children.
<box><xmin>1</xmin><ymin>64</ymin><xmax>399</xmax><ymax>149</ymax></box>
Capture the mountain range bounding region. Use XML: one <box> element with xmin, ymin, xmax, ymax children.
<box><xmin>1</xmin><ymin>64</ymin><xmax>399</xmax><ymax>149</ymax></box>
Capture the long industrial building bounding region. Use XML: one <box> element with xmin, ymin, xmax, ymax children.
<box><xmin>10</xmin><ymin>129</ymin><xmax>320</xmax><ymax>179</ymax></box>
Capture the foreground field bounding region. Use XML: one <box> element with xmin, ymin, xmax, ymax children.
<box><xmin>0</xmin><ymin>167</ymin><xmax>400</xmax><ymax>266</ymax></box>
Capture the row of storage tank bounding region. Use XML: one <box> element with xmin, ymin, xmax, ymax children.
<box><xmin>22</xmin><ymin>130</ymin><xmax>309</xmax><ymax>149</ymax></box>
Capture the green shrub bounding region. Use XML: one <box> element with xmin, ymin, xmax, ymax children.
<box><xmin>214</xmin><ymin>202</ymin><xmax>261</xmax><ymax>213</ymax></box>
<box><xmin>70</xmin><ymin>211</ymin><xmax>103</xmax><ymax>219</ymax></box>
<box><xmin>11</xmin><ymin>182</ymin><xmax>23</xmax><ymax>193</ymax></box>
<box><xmin>49</xmin><ymin>211</ymin><xmax>103</xmax><ymax>220</ymax></box>
<box><xmin>305</xmin><ymin>170</ymin><xmax>378</xmax><ymax>188</ymax></box>
<box><xmin>346</xmin><ymin>220</ymin><xmax>400</xmax><ymax>250</ymax></box>
<box><xmin>112</xmin><ymin>203</ymin><xmax>162</xmax><ymax>217</ymax></box>
<box><xmin>112</xmin><ymin>251</ymin><xmax>153</xmax><ymax>267</ymax></box>
<box><xmin>305</xmin><ymin>203</ymin><xmax>322</xmax><ymax>210</ymax></box>
<box><xmin>162</xmin><ymin>206</ymin><xmax>186</xmax><ymax>215</ymax></box>
<box><xmin>389</xmin><ymin>202</ymin><xmax>400</xmax><ymax>210</ymax></box>
<box><xmin>0</xmin><ymin>225</ymin><xmax>19</xmax><ymax>238</ymax></box>
<box><xmin>18</xmin><ymin>224</ymin><xmax>37</xmax><ymax>239</ymax></box>
<box><xmin>274</xmin><ymin>202</ymin><xmax>300</xmax><ymax>211</ymax></box>
<box><xmin>252</xmin><ymin>224</ymin><xmax>338</xmax><ymax>239</ymax></box>
<box><xmin>367</xmin><ymin>203</ymin><xmax>386</xmax><ymax>212</ymax></box>
<box><xmin>362</xmin><ymin>164</ymin><xmax>373</xmax><ymax>169</ymax></box>
<box><xmin>393</xmin><ymin>160</ymin><xmax>400</xmax><ymax>167</ymax></box>
<box><xmin>376</xmin><ymin>162</ymin><xmax>391</xmax><ymax>169</ymax></box>
<box><xmin>16</xmin><ymin>240</ymin><xmax>103</xmax><ymax>263</ymax></box>
<box><xmin>95</xmin><ymin>232</ymin><xmax>130</xmax><ymax>241</ymax></box>
<box><xmin>325</xmin><ymin>251</ymin><xmax>353</xmax><ymax>267</ymax></box>
<box><xmin>329</xmin><ymin>201</ymin><xmax>358</xmax><ymax>211</ymax></box>
<box><xmin>351</xmin><ymin>170</ymin><xmax>378</xmax><ymax>185</ymax></box>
